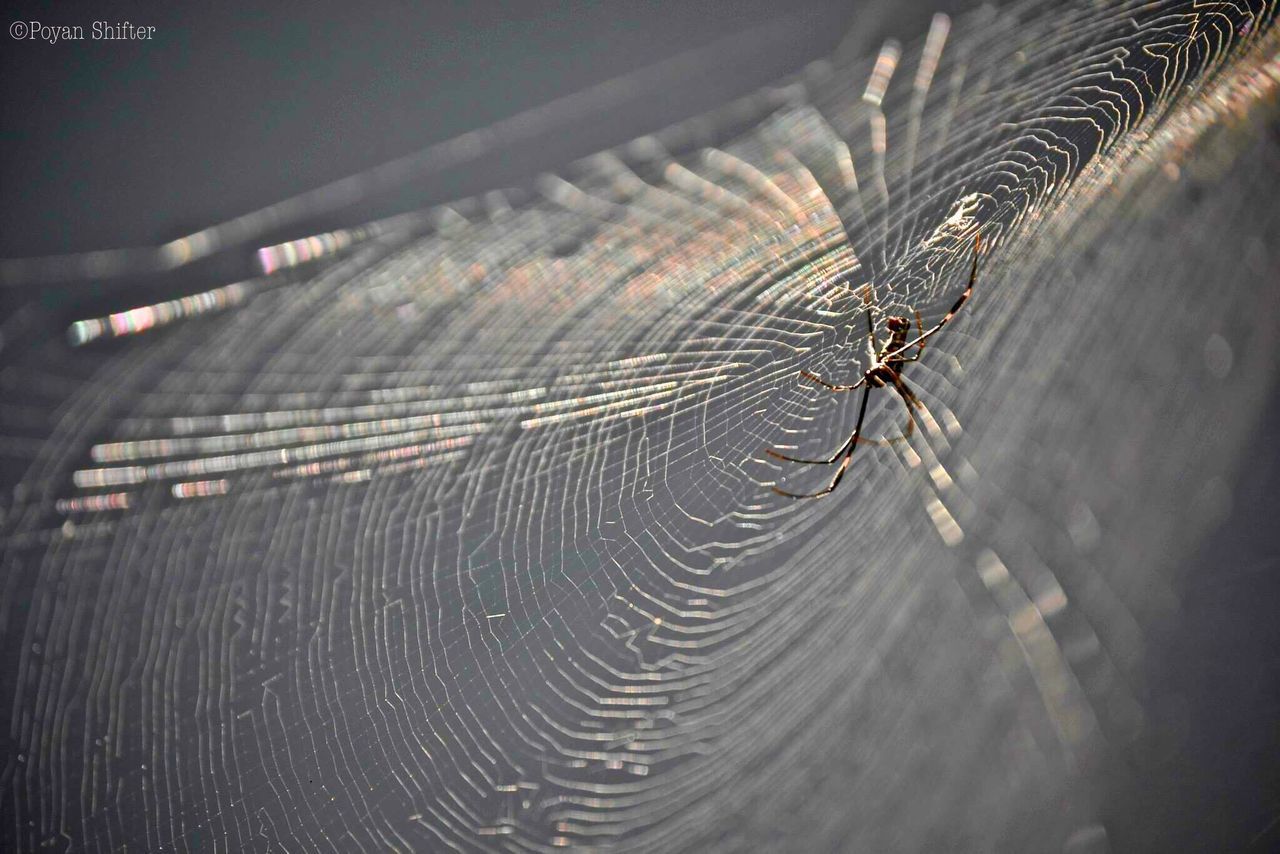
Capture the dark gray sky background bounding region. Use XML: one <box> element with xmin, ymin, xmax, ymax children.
<box><xmin>1</xmin><ymin>2</ymin><xmax>1276</xmax><ymax>850</ymax></box>
<box><xmin>2</xmin><ymin>0</ymin><xmax>864</xmax><ymax>258</ymax></box>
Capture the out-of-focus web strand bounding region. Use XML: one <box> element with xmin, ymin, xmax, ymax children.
<box><xmin>65</xmin><ymin>144</ymin><xmax>855</xmax><ymax>502</ymax></box>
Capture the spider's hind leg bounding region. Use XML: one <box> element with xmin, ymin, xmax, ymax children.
<box><xmin>765</xmin><ymin>433</ymin><xmax>879</xmax><ymax>465</ymax></box>
<box><xmin>767</xmin><ymin>384</ymin><xmax>874</xmax><ymax>499</ymax></box>
<box><xmin>886</xmin><ymin>375</ymin><xmax>952</xmax><ymax>443</ymax></box>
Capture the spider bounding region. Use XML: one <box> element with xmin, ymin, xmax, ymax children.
<box><xmin>767</xmin><ymin>233</ymin><xmax>982</xmax><ymax>499</ymax></box>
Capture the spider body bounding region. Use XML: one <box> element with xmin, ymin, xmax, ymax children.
<box><xmin>870</xmin><ymin>315</ymin><xmax>914</xmax><ymax>383</ymax></box>
<box><xmin>767</xmin><ymin>234</ymin><xmax>982</xmax><ymax>499</ymax></box>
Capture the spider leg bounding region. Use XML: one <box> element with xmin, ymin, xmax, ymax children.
<box><xmin>881</xmin><ymin>232</ymin><xmax>981</xmax><ymax>365</ymax></box>
<box><xmin>772</xmin><ymin>384</ymin><xmax>872</xmax><ymax>498</ymax></box>
<box><xmin>899</xmin><ymin>310</ymin><xmax>927</xmax><ymax>364</ymax></box>
<box><xmin>799</xmin><ymin>370</ymin><xmax>866</xmax><ymax>392</ymax></box>
<box><xmin>853</xmin><ymin>372</ymin><xmax>924</xmax><ymax>447</ymax></box>
<box><xmin>890</xmin><ymin>373</ymin><xmax>923</xmax><ymax>439</ymax></box>
<box><xmin>863</xmin><ymin>282</ymin><xmax>882</xmax><ymax>354</ymax></box>
<box><xmin>766</xmin><ymin>436</ymin><xmax>878</xmax><ymax>464</ymax></box>
<box><xmin>797</xmin><ymin>300</ymin><xmax>879</xmax><ymax>391</ymax></box>
<box><xmin>766</xmin><ymin>383</ymin><xmax>873</xmax><ymax>464</ymax></box>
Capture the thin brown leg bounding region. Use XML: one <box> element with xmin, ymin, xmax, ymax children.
<box><xmin>799</xmin><ymin>370</ymin><xmax>866</xmax><ymax>392</ymax></box>
<box><xmin>772</xmin><ymin>383</ymin><xmax>873</xmax><ymax>498</ymax></box>
<box><xmin>795</xmin><ymin>296</ymin><xmax>879</xmax><ymax>392</ymax></box>
<box><xmin>881</xmin><ymin>232</ymin><xmax>981</xmax><ymax>365</ymax></box>
<box><xmin>890</xmin><ymin>374</ymin><xmax>923</xmax><ymax>440</ymax></box>
<box><xmin>863</xmin><ymin>283</ymin><xmax>882</xmax><ymax>354</ymax></box>
<box><xmin>900</xmin><ymin>310</ymin><xmax>927</xmax><ymax>364</ymax></box>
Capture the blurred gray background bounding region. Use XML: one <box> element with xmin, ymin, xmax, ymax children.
<box><xmin>2</xmin><ymin>1</ymin><xmax>1277</xmax><ymax>850</ymax></box>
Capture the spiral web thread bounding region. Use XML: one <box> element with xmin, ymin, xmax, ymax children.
<box><xmin>3</xmin><ymin>1</ymin><xmax>1279</xmax><ymax>850</ymax></box>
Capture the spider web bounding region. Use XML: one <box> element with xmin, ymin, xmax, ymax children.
<box><xmin>3</xmin><ymin>1</ymin><xmax>1279</xmax><ymax>850</ymax></box>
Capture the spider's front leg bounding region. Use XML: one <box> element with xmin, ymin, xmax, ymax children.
<box><xmin>900</xmin><ymin>310</ymin><xmax>928</xmax><ymax>364</ymax></box>
<box><xmin>799</xmin><ymin>370</ymin><xmax>866</xmax><ymax>392</ymax></box>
